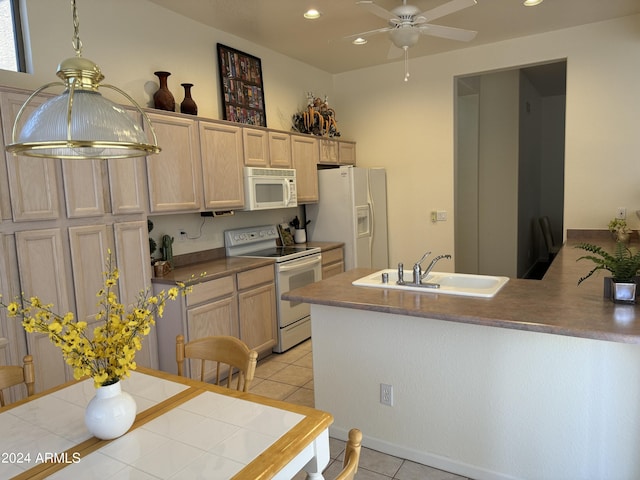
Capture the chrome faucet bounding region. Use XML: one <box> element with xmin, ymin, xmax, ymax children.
<box><xmin>423</xmin><ymin>254</ymin><xmax>452</xmax><ymax>278</ymax></box>
<box><xmin>413</xmin><ymin>251</ymin><xmax>452</xmax><ymax>284</ymax></box>
<box><xmin>412</xmin><ymin>251</ymin><xmax>431</xmax><ymax>284</ymax></box>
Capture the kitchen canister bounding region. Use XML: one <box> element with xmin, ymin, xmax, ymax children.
<box><xmin>294</xmin><ymin>228</ymin><xmax>307</xmax><ymax>244</ymax></box>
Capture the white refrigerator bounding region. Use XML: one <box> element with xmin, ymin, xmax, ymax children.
<box><xmin>307</xmin><ymin>166</ymin><xmax>389</xmax><ymax>270</ymax></box>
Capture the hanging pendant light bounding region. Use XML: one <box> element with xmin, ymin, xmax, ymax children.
<box><xmin>5</xmin><ymin>0</ymin><xmax>160</xmax><ymax>160</ymax></box>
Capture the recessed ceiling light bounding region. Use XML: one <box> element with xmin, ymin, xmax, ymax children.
<box><xmin>353</xmin><ymin>37</ymin><xmax>368</xmax><ymax>45</ymax></box>
<box><xmin>304</xmin><ymin>9</ymin><xmax>321</xmax><ymax>19</ymax></box>
<box><xmin>523</xmin><ymin>0</ymin><xmax>543</xmax><ymax>6</ymax></box>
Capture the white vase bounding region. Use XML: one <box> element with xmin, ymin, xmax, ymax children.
<box><xmin>85</xmin><ymin>380</ymin><xmax>136</xmax><ymax>440</ymax></box>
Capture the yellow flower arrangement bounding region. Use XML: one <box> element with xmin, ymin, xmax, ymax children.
<box><xmin>0</xmin><ymin>250</ymin><xmax>196</xmax><ymax>387</ymax></box>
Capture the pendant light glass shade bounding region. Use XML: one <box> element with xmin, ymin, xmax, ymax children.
<box><xmin>5</xmin><ymin>1</ymin><xmax>160</xmax><ymax>160</ymax></box>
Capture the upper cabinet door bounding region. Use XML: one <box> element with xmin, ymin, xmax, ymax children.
<box><xmin>268</xmin><ymin>131</ymin><xmax>292</xmax><ymax>168</ymax></box>
<box><xmin>62</xmin><ymin>159</ymin><xmax>106</xmax><ymax>218</ymax></box>
<box><xmin>0</xmin><ymin>92</ymin><xmax>61</xmax><ymax>222</ymax></box>
<box><xmin>242</xmin><ymin>127</ymin><xmax>269</xmax><ymax>167</ymax></box>
<box><xmin>199</xmin><ymin>120</ymin><xmax>245</xmax><ymax>210</ymax></box>
<box><xmin>145</xmin><ymin>113</ymin><xmax>203</xmax><ymax>213</ymax></box>
<box><xmin>109</xmin><ymin>156</ymin><xmax>148</xmax><ymax>215</ymax></box>
<box><xmin>291</xmin><ymin>134</ymin><xmax>319</xmax><ymax>203</ymax></box>
<box><xmin>339</xmin><ymin>141</ymin><xmax>357</xmax><ymax>165</ymax></box>
<box><xmin>319</xmin><ymin>138</ymin><xmax>339</xmax><ymax>165</ymax></box>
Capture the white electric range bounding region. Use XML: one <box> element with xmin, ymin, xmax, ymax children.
<box><xmin>225</xmin><ymin>225</ymin><xmax>322</xmax><ymax>353</ymax></box>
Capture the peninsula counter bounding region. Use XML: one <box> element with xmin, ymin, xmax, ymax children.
<box><xmin>283</xmin><ymin>233</ymin><xmax>640</xmax><ymax>480</ymax></box>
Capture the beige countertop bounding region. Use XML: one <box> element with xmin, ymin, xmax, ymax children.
<box><xmin>283</xmin><ymin>232</ymin><xmax>640</xmax><ymax>344</ymax></box>
<box><xmin>150</xmin><ymin>241</ymin><xmax>342</xmax><ymax>285</ymax></box>
<box><xmin>151</xmin><ymin>256</ymin><xmax>275</xmax><ymax>285</ymax></box>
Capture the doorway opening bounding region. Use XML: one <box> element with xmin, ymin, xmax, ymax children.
<box><xmin>454</xmin><ymin>60</ymin><xmax>566</xmax><ymax>279</ymax></box>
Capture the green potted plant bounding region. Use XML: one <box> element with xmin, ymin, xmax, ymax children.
<box><xmin>575</xmin><ymin>241</ymin><xmax>640</xmax><ymax>303</ymax></box>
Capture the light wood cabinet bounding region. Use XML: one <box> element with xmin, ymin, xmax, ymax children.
<box><xmin>237</xmin><ymin>265</ymin><xmax>276</xmax><ymax>354</ymax></box>
<box><xmin>199</xmin><ymin>120</ymin><xmax>245</xmax><ymax>210</ymax></box>
<box><xmin>321</xmin><ymin>246</ymin><xmax>345</xmax><ymax>279</ymax></box>
<box><xmin>145</xmin><ymin>113</ymin><xmax>202</xmax><ymax>213</ymax></box>
<box><xmin>339</xmin><ymin>141</ymin><xmax>357</xmax><ymax>165</ymax></box>
<box><xmin>15</xmin><ymin>228</ymin><xmax>72</xmax><ymax>392</ymax></box>
<box><xmin>319</xmin><ymin>139</ymin><xmax>339</xmax><ymax>165</ymax></box>
<box><xmin>114</xmin><ymin>220</ymin><xmax>156</xmax><ymax>369</ymax></box>
<box><xmin>62</xmin><ymin>159</ymin><xmax>106</xmax><ymax>218</ymax></box>
<box><xmin>0</xmin><ymin>91</ymin><xmax>61</xmax><ymax>222</ymax></box>
<box><xmin>154</xmin><ymin>263</ymin><xmax>277</xmax><ymax>378</ymax></box>
<box><xmin>291</xmin><ymin>134</ymin><xmax>319</xmax><ymax>203</ymax></box>
<box><xmin>0</xmin><ymin>233</ymin><xmax>28</xmax><ymax>404</ymax></box>
<box><xmin>108</xmin><ymin>157</ymin><xmax>148</xmax><ymax>214</ymax></box>
<box><xmin>243</xmin><ymin>128</ymin><xmax>293</xmax><ymax>169</ymax></box>
<box><xmin>242</xmin><ymin>127</ymin><xmax>269</xmax><ymax>167</ymax></box>
<box><xmin>268</xmin><ymin>131</ymin><xmax>292</xmax><ymax>168</ymax></box>
<box><xmin>186</xmin><ymin>276</ymin><xmax>238</xmax><ymax>381</ymax></box>
<box><xmin>15</xmin><ymin>221</ymin><xmax>154</xmax><ymax>392</ymax></box>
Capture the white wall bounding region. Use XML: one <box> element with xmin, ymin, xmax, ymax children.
<box><xmin>478</xmin><ymin>70</ymin><xmax>519</xmax><ymax>278</ymax></box>
<box><xmin>1</xmin><ymin>4</ymin><xmax>638</xmax><ymax>266</ymax></box>
<box><xmin>0</xmin><ymin>0</ymin><xmax>335</xmax><ymax>131</ymax></box>
<box><xmin>0</xmin><ymin>0</ymin><xmax>334</xmax><ymax>256</ymax></box>
<box><xmin>335</xmin><ymin>14</ymin><xmax>640</xmax><ymax>269</ymax></box>
<box><xmin>312</xmin><ymin>304</ymin><xmax>640</xmax><ymax>480</ymax></box>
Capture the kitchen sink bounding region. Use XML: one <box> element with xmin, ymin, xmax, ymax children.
<box><xmin>352</xmin><ymin>269</ymin><xmax>509</xmax><ymax>298</ymax></box>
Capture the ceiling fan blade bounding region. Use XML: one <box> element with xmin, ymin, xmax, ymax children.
<box><xmin>418</xmin><ymin>23</ymin><xmax>477</xmax><ymax>41</ymax></box>
<box><xmin>418</xmin><ymin>0</ymin><xmax>477</xmax><ymax>23</ymax></box>
<box><xmin>356</xmin><ymin>0</ymin><xmax>400</xmax><ymax>23</ymax></box>
<box><xmin>343</xmin><ymin>26</ymin><xmax>393</xmax><ymax>41</ymax></box>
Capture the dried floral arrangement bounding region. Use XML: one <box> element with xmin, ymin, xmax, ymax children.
<box><xmin>292</xmin><ymin>92</ymin><xmax>340</xmax><ymax>137</ymax></box>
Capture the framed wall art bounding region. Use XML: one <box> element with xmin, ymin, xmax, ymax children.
<box><xmin>216</xmin><ymin>43</ymin><xmax>266</xmax><ymax>127</ymax></box>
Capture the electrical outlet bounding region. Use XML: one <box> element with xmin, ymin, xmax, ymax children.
<box><xmin>178</xmin><ymin>229</ymin><xmax>187</xmax><ymax>241</ymax></box>
<box><xmin>380</xmin><ymin>383</ymin><xmax>393</xmax><ymax>406</ymax></box>
<box><xmin>617</xmin><ymin>208</ymin><xmax>626</xmax><ymax>219</ymax></box>
<box><xmin>437</xmin><ymin>210</ymin><xmax>447</xmax><ymax>221</ymax></box>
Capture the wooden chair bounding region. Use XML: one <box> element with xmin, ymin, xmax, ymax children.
<box><xmin>335</xmin><ymin>428</ymin><xmax>363</xmax><ymax>480</ymax></box>
<box><xmin>176</xmin><ymin>335</ymin><xmax>258</xmax><ymax>392</ymax></box>
<box><xmin>0</xmin><ymin>355</ymin><xmax>35</xmax><ymax>407</ymax></box>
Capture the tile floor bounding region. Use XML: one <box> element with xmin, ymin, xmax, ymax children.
<box><xmin>249</xmin><ymin>340</ymin><xmax>469</xmax><ymax>480</ymax></box>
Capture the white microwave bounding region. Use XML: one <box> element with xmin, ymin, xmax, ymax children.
<box><xmin>243</xmin><ymin>167</ymin><xmax>298</xmax><ymax>211</ymax></box>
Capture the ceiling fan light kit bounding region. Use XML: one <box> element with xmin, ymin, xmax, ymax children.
<box><xmin>349</xmin><ymin>0</ymin><xmax>478</xmax><ymax>81</ymax></box>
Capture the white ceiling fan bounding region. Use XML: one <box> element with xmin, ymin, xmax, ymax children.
<box><xmin>347</xmin><ymin>0</ymin><xmax>478</xmax><ymax>81</ymax></box>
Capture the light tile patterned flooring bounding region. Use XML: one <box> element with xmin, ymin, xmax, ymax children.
<box><xmin>249</xmin><ymin>340</ymin><xmax>469</xmax><ymax>480</ymax></box>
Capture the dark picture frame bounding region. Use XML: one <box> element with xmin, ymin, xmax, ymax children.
<box><xmin>216</xmin><ymin>43</ymin><xmax>266</xmax><ymax>127</ymax></box>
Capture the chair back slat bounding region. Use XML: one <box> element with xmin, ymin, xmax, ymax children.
<box><xmin>176</xmin><ymin>335</ymin><xmax>257</xmax><ymax>392</ymax></box>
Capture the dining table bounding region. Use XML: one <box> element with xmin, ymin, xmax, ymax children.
<box><xmin>0</xmin><ymin>367</ymin><xmax>333</xmax><ymax>480</ymax></box>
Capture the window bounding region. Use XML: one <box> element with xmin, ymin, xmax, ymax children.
<box><xmin>0</xmin><ymin>0</ymin><xmax>25</xmax><ymax>72</ymax></box>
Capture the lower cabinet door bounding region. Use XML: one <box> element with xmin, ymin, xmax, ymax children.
<box><xmin>186</xmin><ymin>295</ymin><xmax>238</xmax><ymax>381</ymax></box>
<box><xmin>238</xmin><ymin>283</ymin><xmax>277</xmax><ymax>354</ymax></box>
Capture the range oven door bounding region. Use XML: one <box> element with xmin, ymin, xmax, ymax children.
<box><xmin>275</xmin><ymin>254</ymin><xmax>322</xmax><ymax>328</ymax></box>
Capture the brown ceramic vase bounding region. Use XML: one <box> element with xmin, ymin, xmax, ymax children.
<box><xmin>153</xmin><ymin>71</ymin><xmax>175</xmax><ymax>111</ymax></box>
<box><xmin>180</xmin><ymin>83</ymin><xmax>198</xmax><ymax>115</ymax></box>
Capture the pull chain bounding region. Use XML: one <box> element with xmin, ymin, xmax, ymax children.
<box><xmin>71</xmin><ymin>0</ymin><xmax>82</xmax><ymax>57</ymax></box>
<box><xmin>403</xmin><ymin>46</ymin><xmax>410</xmax><ymax>82</ymax></box>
